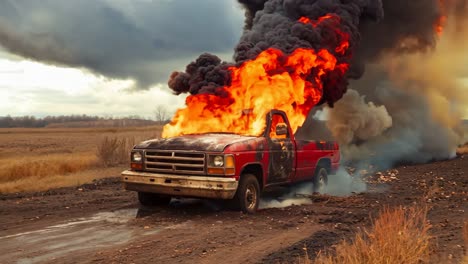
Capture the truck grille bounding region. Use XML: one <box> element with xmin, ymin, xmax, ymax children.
<box><xmin>144</xmin><ymin>151</ymin><xmax>205</xmax><ymax>175</ymax></box>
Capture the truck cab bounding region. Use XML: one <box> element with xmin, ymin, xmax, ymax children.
<box><xmin>122</xmin><ymin>110</ymin><xmax>339</xmax><ymax>213</ymax></box>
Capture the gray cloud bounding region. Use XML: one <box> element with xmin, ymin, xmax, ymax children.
<box><xmin>0</xmin><ymin>0</ymin><xmax>244</xmax><ymax>88</ymax></box>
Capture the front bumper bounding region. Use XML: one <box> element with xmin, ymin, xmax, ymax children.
<box><xmin>121</xmin><ymin>170</ymin><xmax>238</xmax><ymax>199</ymax></box>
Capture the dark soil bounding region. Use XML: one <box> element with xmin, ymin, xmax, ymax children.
<box><xmin>0</xmin><ymin>156</ymin><xmax>466</xmax><ymax>264</ymax></box>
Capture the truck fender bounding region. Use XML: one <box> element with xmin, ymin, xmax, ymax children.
<box><xmin>239</xmin><ymin>163</ymin><xmax>264</xmax><ymax>190</ymax></box>
<box><xmin>315</xmin><ymin>157</ymin><xmax>331</xmax><ymax>173</ymax></box>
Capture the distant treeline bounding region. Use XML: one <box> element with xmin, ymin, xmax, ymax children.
<box><xmin>0</xmin><ymin>115</ymin><xmax>157</xmax><ymax>128</ymax></box>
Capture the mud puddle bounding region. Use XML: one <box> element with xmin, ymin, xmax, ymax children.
<box><xmin>0</xmin><ymin>208</ymin><xmax>160</xmax><ymax>264</ymax></box>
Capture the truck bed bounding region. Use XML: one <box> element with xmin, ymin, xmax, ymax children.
<box><xmin>294</xmin><ymin>140</ymin><xmax>340</xmax><ymax>182</ymax></box>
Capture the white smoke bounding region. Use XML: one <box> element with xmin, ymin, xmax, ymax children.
<box><xmin>326</xmin><ymin>89</ymin><xmax>392</xmax><ymax>145</ymax></box>
<box><xmin>326</xmin><ymin>168</ymin><xmax>367</xmax><ymax>196</ymax></box>
<box><xmin>259</xmin><ymin>182</ymin><xmax>313</xmax><ymax>209</ymax></box>
<box><xmin>260</xmin><ymin>168</ymin><xmax>366</xmax><ymax>209</ymax></box>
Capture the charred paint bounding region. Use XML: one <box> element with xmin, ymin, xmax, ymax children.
<box><xmin>224</xmin><ymin>137</ymin><xmax>265</xmax><ymax>153</ymax></box>
<box><xmin>266</xmin><ymin>138</ymin><xmax>295</xmax><ymax>184</ymax></box>
<box><xmin>135</xmin><ymin>134</ymin><xmax>258</xmax><ymax>152</ymax></box>
<box><xmin>264</xmin><ymin>111</ymin><xmax>295</xmax><ymax>184</ymax></box>
<box><xmin>255</xmin><ymin>141</ymin><xmax>265</xmax><ymax>161</ymax></box>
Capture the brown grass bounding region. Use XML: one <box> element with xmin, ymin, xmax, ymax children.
<box><xmin>309</xmin><ymin>206</ymin><xmax>431</xmax><ymax>264</ymax></box>
<box><xmin>0</xmin><ymin>125</ymin><xmax>162</xmax><ymax>193</ymax></box>
<box><xmin>0</xmin><ymin>167</ymin><xmax>124</xmax><ymax>193</ymax></box>
<box><xmin>97</xmin><ymin>136</ymin><xmax>135</xmax><ymax>167</ymax></box>
<box><xmin>0</xmin><ymin>154</ymin><xmax>98</xmax><ymax>184</ymax></box>
<box><xmin>457</xmin><ymin>143</ymin><xmax>468</xmax><ymax>155</ymax></box>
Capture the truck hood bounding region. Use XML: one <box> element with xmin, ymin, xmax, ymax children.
<box><xmin>135</xmin><ymin>134</ymin><xmax>259</xmax><ymax>152</ymax></box>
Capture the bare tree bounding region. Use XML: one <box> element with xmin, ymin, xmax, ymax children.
<box><xmin>154</xmin><ymin>105</ymin><xmax>169</xmax><ymax>125</ymax></box>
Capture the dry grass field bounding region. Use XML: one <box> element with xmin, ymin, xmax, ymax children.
<box><xmin>0</xmin><ymin>125</ymin><xmax>163</xmax><ymax>193</ymax></box>
<box><xmin>1</xmin><ymin>125</ymin><xmax>466</xmax><ymax>194</ymax></box>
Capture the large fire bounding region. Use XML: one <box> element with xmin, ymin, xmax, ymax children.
<box><xmin>162</xmin><ymin>14</ymin><xmax>350</xmax><ymax>138</ymax></box>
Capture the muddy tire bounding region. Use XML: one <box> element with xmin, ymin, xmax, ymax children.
<box><xmin>313</xmin><ymin>167</ymin><xmax>328</xmax><ymax>193</ymax></box>
<box><xmin>232</xmin><ymin>174</ymin><xmax>260</xmax><ymax>214</ymax></box>
<box><xmin>138</xmin><ymin>192</ymin><xmax>171</xmax><ymax>206</ymax></box>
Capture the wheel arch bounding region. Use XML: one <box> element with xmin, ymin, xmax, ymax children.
<box><xmin>316</xmin><ymin>157</ymin><xmax>332</xmax><ymax>173</ymax></box>
<box><xmin>240</xmin><ymin>163</ymin><xmax>264</xmax><ymax>190</ymax></box>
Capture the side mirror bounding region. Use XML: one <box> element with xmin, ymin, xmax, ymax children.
<box><xmin>275</xmin><ymin>123</ymin><xmax>288</xmax><ymax>136</ymax></box>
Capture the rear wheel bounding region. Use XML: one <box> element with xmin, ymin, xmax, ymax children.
<box><xmin>313</xmin><ymin>167</ymin><xmax>328</xmax><ymax>193</ymax></box>
<box><xmin>232</xmin><ymin>174</ymin><xmax>260</xmax><ymax>214</ymax></box>
<box><xmin>138</xmin><ymin>192</ymin><xmax>171</xmax><ymax>206</ymax></box>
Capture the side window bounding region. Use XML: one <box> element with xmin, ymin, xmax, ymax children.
<box><xmin>269</xmin><ymin>114</ymin><xmax>288</xmax><ymax>139</ymax></box>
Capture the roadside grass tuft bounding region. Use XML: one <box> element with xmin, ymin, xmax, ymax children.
<box><xmin>457</xmin><ymin>143</ymin><xmax>468</xmax><ymax>155</ymax></box>
<box><xmin>305</xmin><ymin>206</ymin><xmax>431</xmax><ymax>264</ymax></box>
<box><xmin>457</xmin><ymin>142</ymin><xmax>468</xmax><ymax>156</ymax></box>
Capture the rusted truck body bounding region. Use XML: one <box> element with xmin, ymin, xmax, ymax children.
<box><xmin>122</xmin><ymin>110</ymin><xmax>340</xmax><ymax>213</ymax></box>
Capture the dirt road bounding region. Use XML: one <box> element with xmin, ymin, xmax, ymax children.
<box><xmin>0</xmin><ymin>156</ymin><xmax>466</xmax><ymax>264</ymax></box>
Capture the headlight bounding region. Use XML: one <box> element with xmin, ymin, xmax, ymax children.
<box><xmin>131</xmin><ymin>151</ymin><xmax>143</xmax><ymax>162</ymax></box>
<box><xmin>208</xmin><ymin>154</ymin><xmax>235</xmax><ymax>176</ymax></box>
<box><xmin>213</xmin><ymin>155</ymin><xmax>224</xmax><ymax>167</ymax></box>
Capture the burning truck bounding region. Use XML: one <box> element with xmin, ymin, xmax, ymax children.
<box><xmin>122</xmin><ymin>0</ymin><xmax>466</xmax><ymax>212</ymax></box>
<box><xmin>122</xmin><ymin>110</ymin><xmax>340</xmax><ymax>213</ymax></box>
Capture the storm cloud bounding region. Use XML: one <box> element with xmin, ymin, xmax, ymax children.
<box><xmin>0</xmin><ymin>0</ymin><xmax>244</xmax><ymax>88</ymax></box>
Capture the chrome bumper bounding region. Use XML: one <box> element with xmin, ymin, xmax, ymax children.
<box><xmin>121</xmin><ymin>170</ymin><xmax>238</xmax><ymax>199</ymax></box>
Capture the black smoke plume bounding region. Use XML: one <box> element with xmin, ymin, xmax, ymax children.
<box><xmin>169</xmin><ymin>0</ymin><xmax>458</xmax><ymax>101</ymax></box>
<box><xmin>237</xmin><ymin>0</ymin><xmax>268</xmax><ymax>30</ymax></box>
<box><xmin>168</xmin><ymin>0</ymin><xmax>384</xmax><ymax>106</ymax></box>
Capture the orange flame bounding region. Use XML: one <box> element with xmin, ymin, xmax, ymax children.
<box><xmin>162</xmin><ymin>15</ymin><xmax>350</xmax><ymax>138</ymax></box>
<box><xmin>435</xmin><ymin>15</ymin><xmax>447</xmax><ymax>36</ymax></box>
<box><xmin>435</xmin><ymin>0</ymin><xmax>447</xmax><ymax>36</ymax></box>
<box><xmin>298</xmin><ymin>15</ymin><xmax>334</xmax><ymax>26</ymax></box>
<box><xmin>298</xmin><ymin>14</ymin><xmax>350</xmax><ymax>55</ymax></box>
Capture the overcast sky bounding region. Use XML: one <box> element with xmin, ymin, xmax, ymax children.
<box><xmin>0</xmin><ymin>0</ymin><xmax>467</xmax><ymax>120</ymax></box>
<box><xmin>0</xmin><ymin>0</ymin><xmax>244</xmax><ymax>118</ymax></box>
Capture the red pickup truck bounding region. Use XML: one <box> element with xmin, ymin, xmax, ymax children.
<box><xmin>122</xmin><ymin>110</ymin><xmax>340</xmax><ymax>213</ymax></box>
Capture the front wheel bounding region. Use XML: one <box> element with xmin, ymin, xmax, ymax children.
<box><xmin>138</xmin><ymin>192</ymin><xmax>171</xmax><ymax>206</ymax></box>
<box><xmin>313</xmin><ymin>167</ymin><xmax>328</xmax><ymax>193</ymax></box>
<box><xmin>232</xmin><ymin>174</ymin><xmax>260</xmax><ymax>214</ymax></box>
